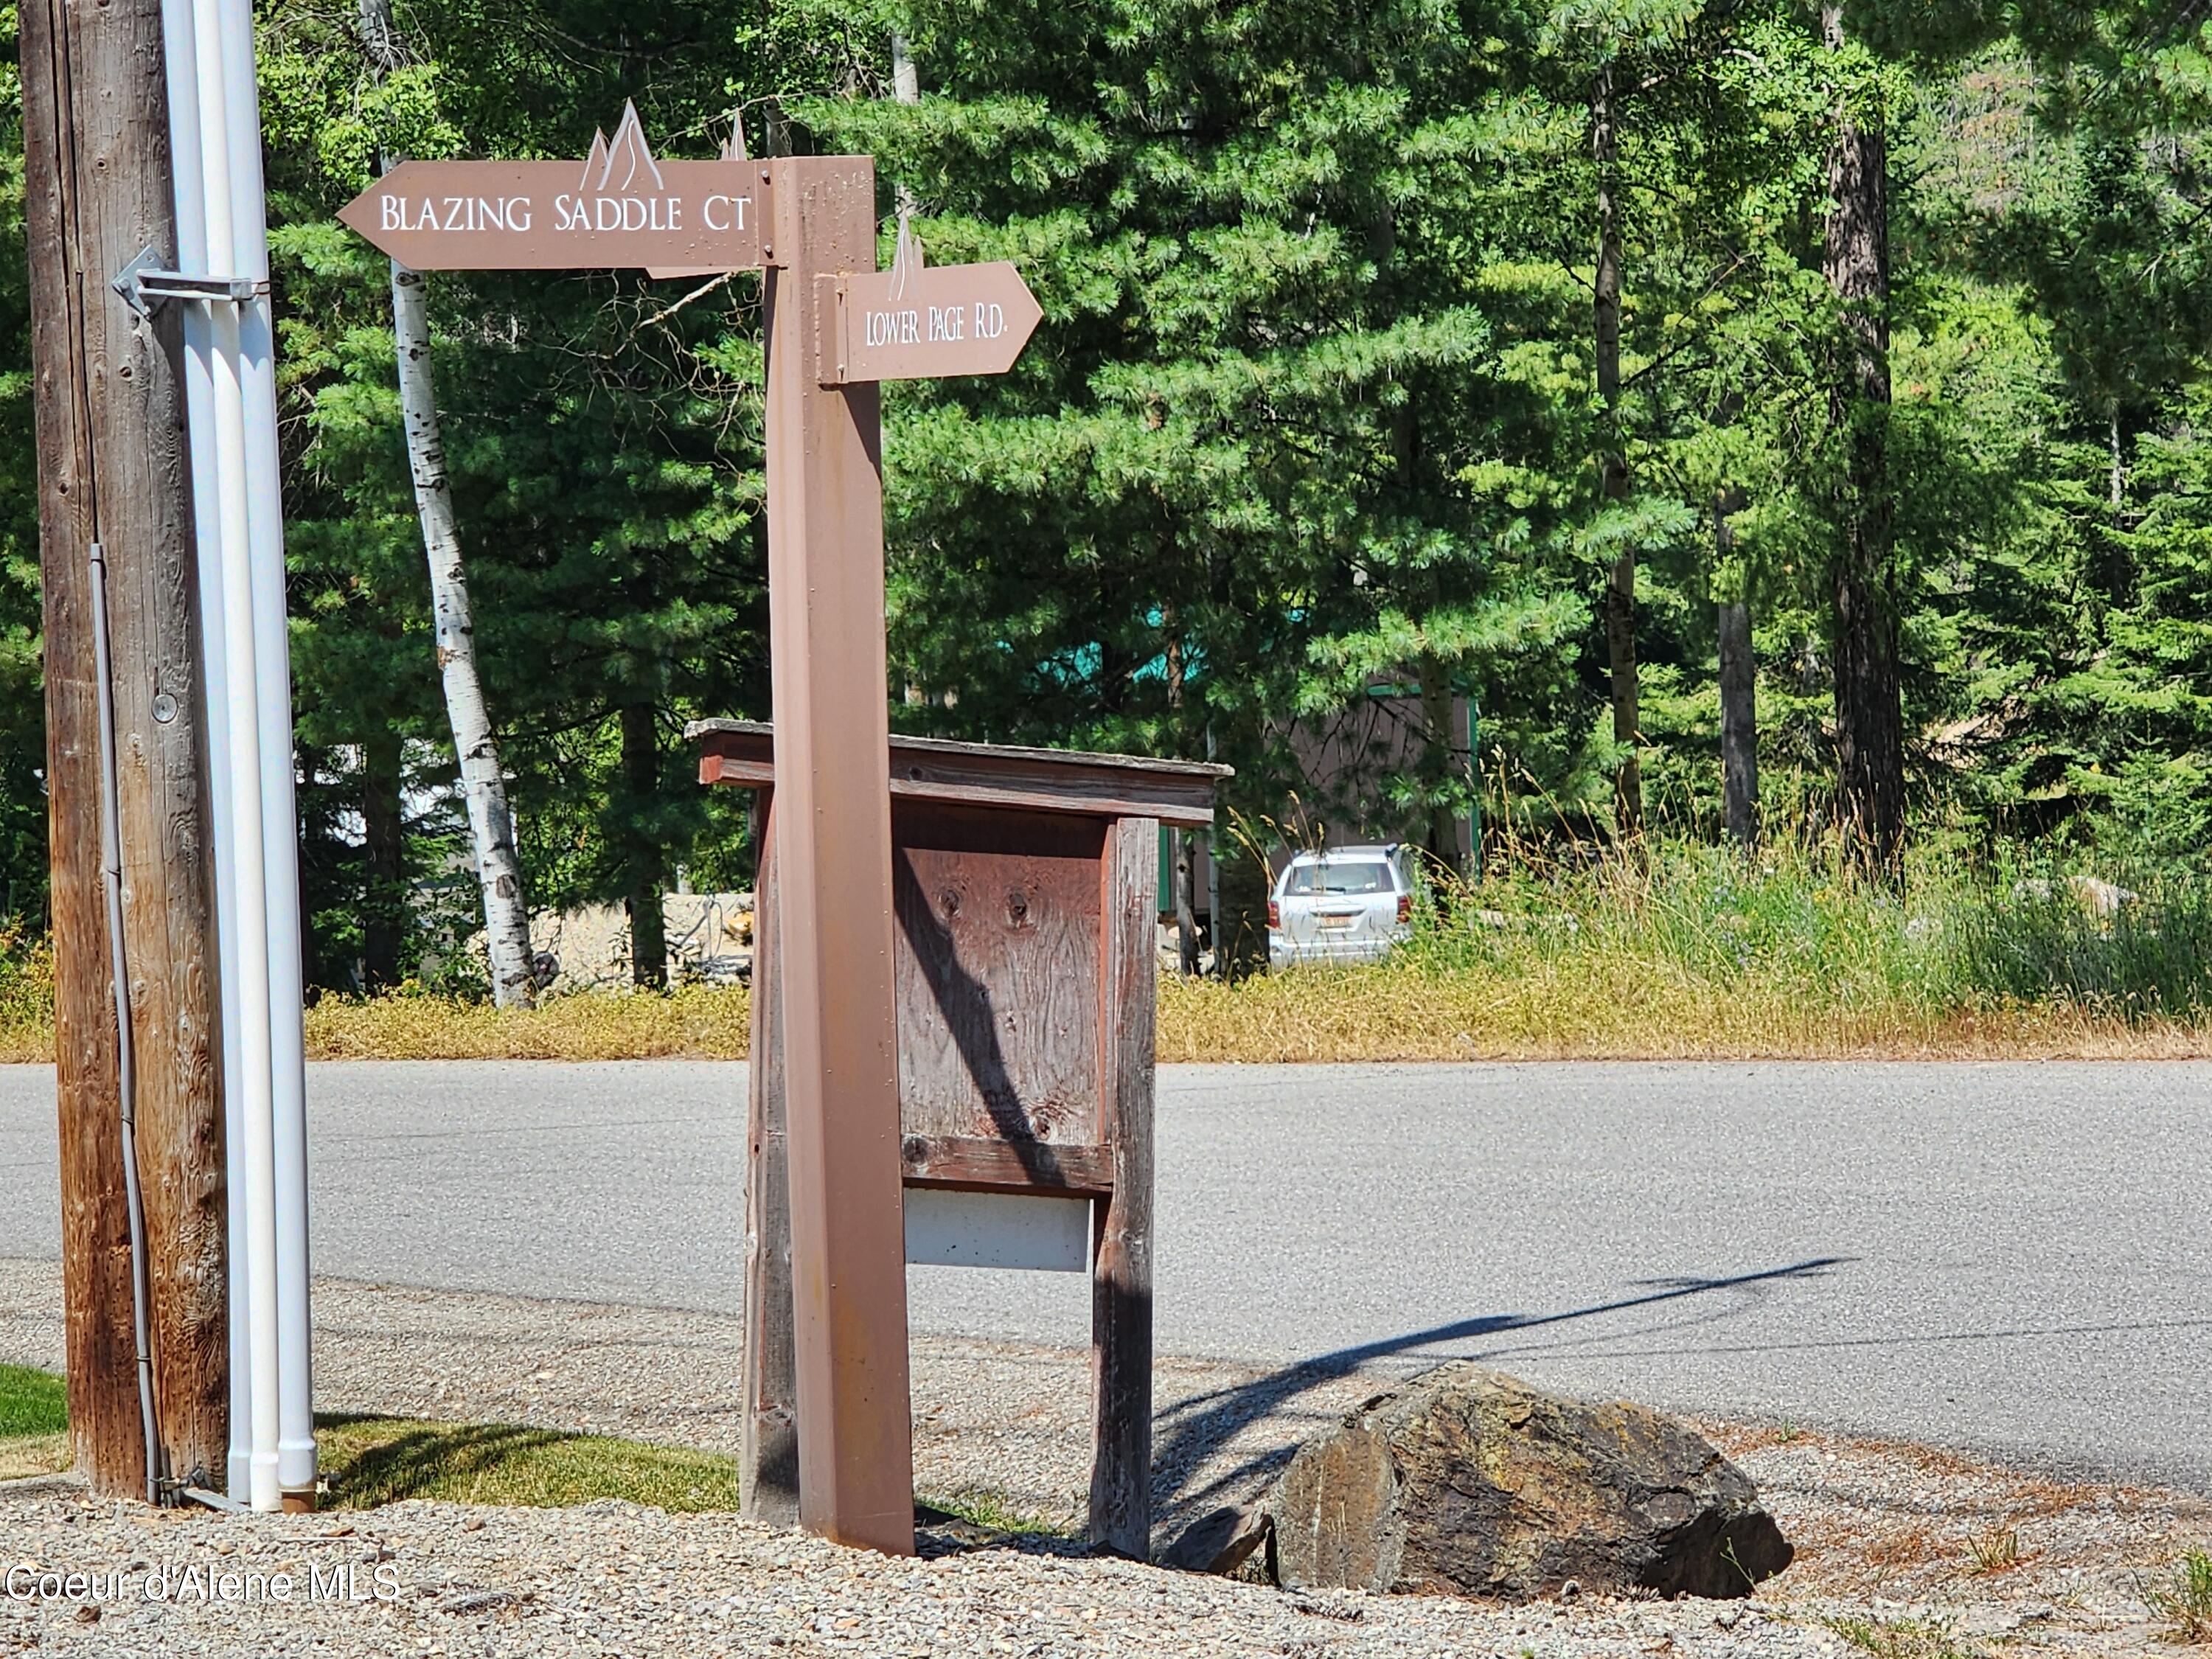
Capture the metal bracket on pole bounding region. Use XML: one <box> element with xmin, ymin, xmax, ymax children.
<box><xmin>111</xmin><ymin>245</ymin><xmax>269</xmax><ymax>316</ymax></box>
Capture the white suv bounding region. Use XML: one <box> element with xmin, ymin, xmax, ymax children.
<box><xmin>1268</xmin><ymin>844</ymin><xmax>1418</xmax><ymax>969</ymax></box>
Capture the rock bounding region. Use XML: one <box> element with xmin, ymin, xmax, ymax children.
<box><xmin>1160</xmin><ymin>1503</ymin><xmax>1273</xmax><ymax>1576</ymax></box>
<box><xmin>1264</xmin><ymin>1364</ymin><xmax>1792</xmax><ymax>1601</ymax></box>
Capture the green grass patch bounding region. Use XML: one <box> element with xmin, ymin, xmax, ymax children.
<box><xmin>314</xmin><ymin>1413</ymin><xmax>740</xmax><ymax>1512</ymax></box>
<box><xmin>916</xmin><ymin>1490</ymin><xmax>1075</xmax><ymax>1539</ymax></box>
<box><xmin>0</xmin><ymin>1363</ymin><xmax>68</xmax><ymax>1439</ymax></box>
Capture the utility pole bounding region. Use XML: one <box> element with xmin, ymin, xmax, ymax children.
<box><xmin>19</xmin><ymin>0</ymin><xmax>229</xmax><ymax>1495</ymax></box>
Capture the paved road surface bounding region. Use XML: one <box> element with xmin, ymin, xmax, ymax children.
<box><xmin>4</xmin><ymin>1060</ymin><xmax>2206</xmax><ymax>1490</ymax></box>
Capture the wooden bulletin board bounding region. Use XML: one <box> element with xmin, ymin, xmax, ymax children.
<box><xmin>692</xmin><ymin>720</ymin><xmax>1226</xmax><ymax>1556</ymax></box>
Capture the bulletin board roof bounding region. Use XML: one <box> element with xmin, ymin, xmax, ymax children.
<box><xmin>687</xmin><ymin>719</ymin><xmax>1227</xmax><ymax>827</ymax></box>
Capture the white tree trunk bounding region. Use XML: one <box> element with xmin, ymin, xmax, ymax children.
<box><xmin>388</xmin><ymin>261</ymin><xmax>536</xmax><ymax>1007</ymax></box>
<box><xmin>357</xmin><ymin>0</ymin><xmax>531</xmax><ymax>1002</ymax></box>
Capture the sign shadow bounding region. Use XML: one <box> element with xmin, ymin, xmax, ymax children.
<box><xmin>1150</xmin><ymin>1254</ymin><xmax>1851</xmax><ymax>1542</ymax></box>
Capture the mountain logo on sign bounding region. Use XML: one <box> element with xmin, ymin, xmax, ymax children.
<box><xmin>581</xmin><ymin>101</ymin><xmax>665</xmax><ymax>194</ymax></box>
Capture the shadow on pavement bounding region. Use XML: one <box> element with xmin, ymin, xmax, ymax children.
<box><xmin>1152</xmin><ymin>1254</ymin><xmax>1849</xmax><ymax>1538</ymax></box>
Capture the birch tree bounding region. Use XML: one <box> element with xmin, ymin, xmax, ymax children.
<box><xmin>359</xmin><ymin>0</ymin><xmax>536</xmax><ymax>1005</ymax></box>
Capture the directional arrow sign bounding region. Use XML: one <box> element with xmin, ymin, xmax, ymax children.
<box><xmin>824</xmin><ymin>261</ymin><xmax>1042</xmax><ymax>385</ymax></box>
<box><xmin>338</xmin><ymin>105</ymin><xmax>769</xmax><ymax>273</ymax></box>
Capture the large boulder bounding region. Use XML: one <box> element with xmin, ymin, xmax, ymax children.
<box><xmin>1264</xmin><ymin>1364</ymin><xmax>1792</xmax><ymax>1601</ymax></box>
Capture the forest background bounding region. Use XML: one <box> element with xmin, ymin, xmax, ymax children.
<box><xmin>4</xmin><ymin>0</ymin><xmax>2212</xmax><ymax>1032</ymax></box>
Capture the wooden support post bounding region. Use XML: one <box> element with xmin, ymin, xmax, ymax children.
<box><xmin>740</xmin><ymin>788</ymin><xmax>800</xmax><ymax>1526</ymax></box>
<box><xmin>761</xmin><ymin>154</ymin><xmax>917</xmax><ymax>1556</ymax></box>
<box><xmin>20</xmin><ymin>0</ymin><xmax>228</xmax><ymax>1495</ymax></box>
<box><xmin>1090</xmin><ymin>815</ymin><xmax>1156</xmax><ymax>1557</ymax></box>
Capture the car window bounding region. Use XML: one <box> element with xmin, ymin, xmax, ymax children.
<box><xmin>1281</xmin><ymin>860</ymin><xmax>1392</xmax><ymax>896</ymax></box>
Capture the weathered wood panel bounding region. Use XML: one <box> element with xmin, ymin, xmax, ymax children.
<box><xmin>706</xmin><ymin>731</ymin><xmax>1189</xmax><ymax>1551</ymax></box>
<box><xmin>892</xmin><ymin>804</ymin><xmax>1104</xmax><ymax>1146</ymax></box>
<box><xmin>21</xmin><ymin>0</ymin><xmax>226</xmax><ymax>1496</ymax></box>
<box><xmin>1089</xmin><ymin>815</ymin><xmax>1157</xmax><ymax>1558</ymax></box>
<box><xmin>900</xmin><ymin>1133</ymin><xmax>1114</xmax><ymax>1197</ymax></box>
<box><xmin>740</xmin><ymin>790</ymin><xmax>799</xmax><ymax>1526</ymax></box>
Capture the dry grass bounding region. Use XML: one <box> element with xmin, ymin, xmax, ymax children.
<box><xmin>1863</xmin><ymin>1525</ymin><xmax>1951</xmax><ymax>1571</ymax></box>
<box><xmin>2143</xmin><ymin>1549</ymin><xmax>2212</xmax><ymax>1645</ymax></box>
<box><xmin>1155</xmin><ymin>961</ymin><xmax>2212</xmax><ymax>1062</ymax></box>
<box><xmin>0</xmin><ymin>1026</ymin><xmax>47</xmax><ymax>1065</ymax></box>
<box><xmin>1966</xmin><ymin>1526</ymin><xmax>2026</xmax><ymax>1574</ymax></box>
<box><xmin>12</xmin><ymin>831</ymin><xmax>2212</xmax><ymax>1063</ymax></box>
<box><xmin>1820</xmin><ymin>1613</ymin><xmax>1991</xmax><ymax>1659</ymax></box>
<box><xmin>0</xmin><ymin>925</ymin><xmax>53</xmax><ymax>1064</ymax></box>
<box><xmin>304</xmin><ymin>964</ymin><xmax>2212</xmax><ymax>1064</ymax></box>
<box><xmin>303</xmin><ymin>984</ymin><xmax>751</xmax><ymax>1062</ymax></box>
<box><xmin>1</xmin><ymin>967</ymin><xmax>2208</xmax><ymax>1065</ymax></box>
<box><xmin>4</xmin><ymin>981</ymin><xmax>757</xmax><ymax>1066</ymax></box>
<box><xmin>0</xmin><ymin>1433</ymin><xmax>69</xmax><ymax>1481</ymax></box>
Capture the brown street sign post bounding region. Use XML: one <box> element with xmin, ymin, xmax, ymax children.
<box><xmin>754</xmin><ymin>156</ymin><xmax>914</xmax><ymax>1557</ymax></box>
<box><xmin>824</xmin><ymin>235</ymin><xmax>1041</xmax><ymax>386</ymax></box>
<box><xmin>341</xmin><ymin>121</ymin><xmax>1040</xmax><ymax>1558</ymax></box>
<box><xmin>338</xmin><ymin>104</ymin><xmax>769</xmax><ymax>273</ymax></box>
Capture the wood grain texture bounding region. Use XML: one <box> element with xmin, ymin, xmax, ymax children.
<box><xmin>892</xmin><ymin>803</ymin><xmax>1105</xmax><ymax>1147</ymax></box>
<box><xmin>1090</xmin><ymin>815</ymin><xmax>1157</xmax><ymax>1558</ymax></box>
<box><xmin>899</xmin><ymin>1134</ymin><xmax>1115</xmax><ymax>1197</ymax></box>
<box><xmin>740</xmin><ymin>790</ymin><xmax>800</xmax><ymax>1526</ymax></box>
<box><xmin>702</xmin><ymin>734</ymin><xmax>1174</xmax><ymax>1554</ymax></box>
<box><xmin>21</xmin><ymin>0</ymin><xmax>226</xmax><ymax>1496</ymax></box>
<box><xmin>693</xmin><ymin>720</ymin><xmax>1225</xmax><ymax>827</ymax></box>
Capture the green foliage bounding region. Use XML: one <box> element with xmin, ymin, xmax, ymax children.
<box><xmin>0</xmin><ymin>4</ymin><xmax>44</xmax><ymax>925</ymax></box>
<box><xmin>258</xmin><ymin>0</ymin><xmax>878</xmax><ymax>985</ymax></box>
<box><xmin>8</xmin><ymin>0</ymin><xmax>2212</xmax><ymax>987</ymax></box>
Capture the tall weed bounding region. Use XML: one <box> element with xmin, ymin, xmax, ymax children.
<box><xmin>0</xmin><ymin>922</ymin><xmax>54</xmax><ymax>1062</ymax></box>
<box><xmin>1935</xmin><ymin>878</ymin><xmax>2212</xmax><ymax>1020</ymax></box>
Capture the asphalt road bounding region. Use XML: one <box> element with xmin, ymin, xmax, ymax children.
<box><xmin>4</xmin><ymin>1060</ymin><xmax>2208</xmax><ymax>1491</ymax></box>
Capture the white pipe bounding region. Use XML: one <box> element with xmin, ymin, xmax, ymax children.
<box><xmin>190</xmin><ymin>0</ymin><xmax>282</xmax><ymax>1517</ymax></box>
<box><xmin>215</xmin><ymin>0</ymin><xmax>314</xmax><ymax>1501</ymax></box>
<box><xmin>155</xmin><ymin>0</ymin><xmax>251</xmax><ymax>1503</ymax></box>
<box><xmin>212</xmin><ymin>307</ymin><xmax>279</xmax><ymax>1516</ymax></box>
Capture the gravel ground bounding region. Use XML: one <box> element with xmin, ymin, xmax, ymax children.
<box><xmin>3</xmin><ymin>1257</ymin><xmax>2206</xmax><ymax>1656</ymax></box>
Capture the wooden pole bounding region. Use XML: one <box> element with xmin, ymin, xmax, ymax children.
<box><xmin>760</xmin><ymin>155</ymin><xmax>917</xmax><ymax>1556</ymax></box>
<box><xmin>19</xmin><ymin>0</ymin><xmax>228</xmax><ymax>1496</ymax></box>
<box><xmin>1091</xmin><ymin>816</ymin><xmax>1156</xmax><ymax>1557</ymax></box>
<box><xmin>740</xmin><ymin>787</ymin><xmax>801</xmax><ymax>1526</ymax></box>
